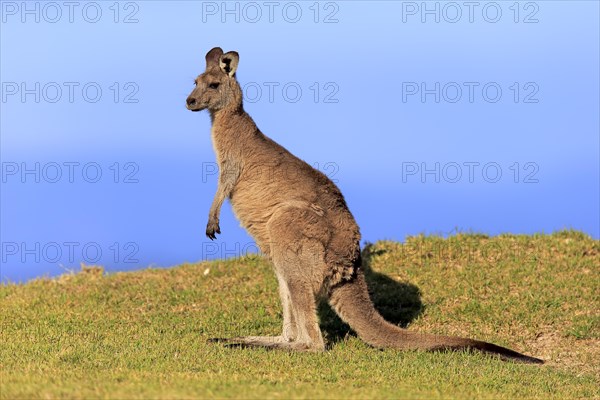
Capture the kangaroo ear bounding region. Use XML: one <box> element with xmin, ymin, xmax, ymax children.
<box><xmin>219</xmin><ymin>51</ymin><xmax>239</xmax><ymax>77</ymax></box>
<box><xmin>205</xmin><ymin>47</ymin><xmax>224</xmax><ymax>68</ymax></box>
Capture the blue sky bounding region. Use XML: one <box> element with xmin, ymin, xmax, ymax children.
<box><xmin>1</xmin><ymin>1</ymin><xmax>599</xmax><ymax>281</ymax></box>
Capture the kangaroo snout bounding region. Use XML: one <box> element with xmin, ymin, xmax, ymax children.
<box><xmin>186</xmin><ymin>96</ymin><xmax>202</xmax><ymax>111</ymax></box>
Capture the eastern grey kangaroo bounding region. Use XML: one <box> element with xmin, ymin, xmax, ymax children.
<box><xmin>186</xmin><ymin>47</ymin><xmax>542</xmax><ymax>364</ymax></box>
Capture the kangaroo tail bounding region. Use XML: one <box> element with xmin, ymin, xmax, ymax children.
<box><xmin>328</xmin><ymin>269</ymin><xmax>543</xmax><ymax>364</ymax></box>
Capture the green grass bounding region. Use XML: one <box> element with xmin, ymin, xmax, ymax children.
<box><xmin>1</xmin><ymin>230</ymin><xmax>598</xmax><ymax>399</ymax></box>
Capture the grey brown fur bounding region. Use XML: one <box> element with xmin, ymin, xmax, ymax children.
<box><xmin>186</xmin><ymin>47</ymin><xmax>542</xmax><ymax>364</ymax></box>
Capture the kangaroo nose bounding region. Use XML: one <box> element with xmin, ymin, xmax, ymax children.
<box><xmin>187</xmin><ymin>97</ymin><xmax>196</xmax><ymax>106</ymax></box>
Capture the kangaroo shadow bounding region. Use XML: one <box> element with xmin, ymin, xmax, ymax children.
<box><xmin>318</xmin><ymin>244</ymin><xmax>424</xmax><ymax>344</ymax></box>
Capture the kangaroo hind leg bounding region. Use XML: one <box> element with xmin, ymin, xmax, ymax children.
<box><xmin>218</xmin><ymin>206</ymin><xmax>328</xmax><ymax>351</ymax></box>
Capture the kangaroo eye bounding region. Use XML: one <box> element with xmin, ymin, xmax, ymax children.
<box><xmin>209</xmin><ymin>82</ymin><xmax>220</xmax><ymax>89</ymax></box>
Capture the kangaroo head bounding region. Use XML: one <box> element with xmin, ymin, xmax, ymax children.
<box><xmin>186</xmin><ymin>47</ymin><xmax>241</xmax><ymax>113</ymax></box>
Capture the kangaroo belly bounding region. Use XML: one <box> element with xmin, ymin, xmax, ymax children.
<box><xmin>229</xmin><ymin>186</ymin><xmax>279</xmax><ymax>254</ymax></box>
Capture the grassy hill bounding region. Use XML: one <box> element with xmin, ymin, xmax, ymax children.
<box><xmin>1</xmin><ymin>231</ymin><xmax>598</xmax><ymax>399</ymax></box>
